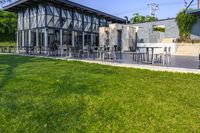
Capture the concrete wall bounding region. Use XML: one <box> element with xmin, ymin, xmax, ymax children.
<box><xmin>131</xmin><ymin>19</ymin><xmax>179</xmax><ymax>43</ymax></box>
<box><xmin>131</xmin><ymin>18</ymin><xmax>200</xmax><ymax>43</ymax></box>
<box><xmin>138</xmin><ymin>43</ymin><xmax>200</xmax><ymax>56</ymax></box>
<box><xmin>99</xmin><ymin>27</ymin><xmax>109</xmax><ymax>47</ymax></box>
<box><xmin>175</xmin><ymin>43</ymin><xmax>200</xmax><ymax>56</ymax></box>
<box><xmin>99</xmin><ymin>24</ymin><xmax>136</xmax><ymax>52</ymax></box>
<box><xmin>121</xmin><ymin>25</ymin><xmax>136</xmax><ymax>51</ymax></box>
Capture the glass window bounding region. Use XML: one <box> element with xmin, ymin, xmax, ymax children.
<box><xmin>61</xmin><ymin>9</ymin><xmax>73</xmax><ymax>30</ymax></box>
<box><xmin>74</xmin><ymin>11</ymin><xmax>83</xmax><ymax>31</ymax></box>
<box><xmin>30</xmin><ymin>7</ymin><xmax>37</xmax><ymax>28</ymax></box>
<box><xmin>92</xmin><ymin>16</ymin><xmax>99</xmax><ymax>33</ymax></box>
<box><xmin>63</xmin><ymin>30</ymin><xmax>72</xmax><ymax>47</ymax></box>
<box><xmin>18</xmin><ymin>31</ymin><xmax>22</xmax><ymax>47</ymax></box>
<box><xmin>100</xmin><ymin>17</ymin><xmax>107</xmax><ymax>27</ymax></box>
<box><xmin>74</xmin><ymin>32</ymin><xmax>83</xmax><ymax>50</ymax></box>
<box><xmin>93</xmin><ymin>34</ymin><xmax>99</xmax><ymax>47</ymax></box>
<box><xmin>46</xmin><ymin>4</ymin><xmax>60</xmax><ymax>28</ymax></box>
<box><xmin>48</xmin><ymin>29</ymin><xmax>60</xmax><ymax>50</ymax></box>
<box><xmin>84</xmin><ymin>15</ymin><xmax>92</xmax><ymax>32</ymax></box>
<box><xmin>24</xmin><ymin>30</ymin><xmax>29</xmax><ymax>46</ymax></box>
<box><xmin>24</xmin><ymin>9</ymin><xmax>29</xmax><ymax>29</ymax></box>
<box><xmin>54</xmin><ymin>7</ymin><xmax>60</xmax><ymax>28</ymax></box>
<box><xmin>84</xmin><ymin>33</ymin><xmax>91</xmax><ymax>46</ymax></box>
<box><xmin>31</xmin><ymin>29</ymin><xmax>36</xmax><ymax>47</ymax></box>
<box><xmin>38</xmin><ymin>4</ymin><xmax>45</xmax><ymax>27</ymax></box>
<box><xmin>38</xmin><ymin>29</ymin><xmax>45</xmax><ymax>47</ymax></box>
<box><xmin>17</xmin><ymin>11</ymin><xmax>23</xmax><ymax>30</ymax></box>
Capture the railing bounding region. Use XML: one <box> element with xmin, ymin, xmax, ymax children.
<box><xmin>0</xmin><ymin>46</ymin><xmax>16</xmax><ymax>53</ymax></box>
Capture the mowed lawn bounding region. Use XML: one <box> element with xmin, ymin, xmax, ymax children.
<box><xmin>0</xmin><ymin>55</ymin><xmax>200</xmax><ymax>133</ymax></box>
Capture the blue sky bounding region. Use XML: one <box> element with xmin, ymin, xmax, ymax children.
<box><xmin>2</xmin><ymin>0</ymin><xmax>188</xmax><ymax>19</ymax></box>
<box><xmin>71</xmin><ymin>0</ymin><xmax>186</xmax><ymax>19</ymax></box>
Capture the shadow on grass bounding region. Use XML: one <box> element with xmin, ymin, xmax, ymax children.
<box><xmin>0</xmin><ymin>55</ymin><xmax>45</xmax><ymax>90</ymax></box>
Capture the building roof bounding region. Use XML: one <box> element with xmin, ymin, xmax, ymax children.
<box><xmin>186</xmin><ymin>9</ymin><xmax>200</xmax><ymax>16</ymax></box>
<box><xmin>3</xmin><ymin>0</ymin><xmax>126</xmax><ymax>23</ymax></box>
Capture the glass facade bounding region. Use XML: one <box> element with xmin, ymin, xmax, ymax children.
<box><xmin>17</xmin><ymin>11</ymin><xmax>23</xmax><ymax>30</ymax></box>
<box><xmin>16</xmin><ymin>2</ymin><xmax>111</xmax><ymax>53</ymax></box>
<box><xmin>38</xmin><ymin>29</ymin><xmax>45</xmax><ymax>47</ymax></box>
<box><xmin>74</xmin><ymin>11</ymin><xmax>83</xmax><ymax>31</ymax></box>
<box><xmin>30</xmin><ymin>7</ymin><xmax>37</xmax><ymax>28</ymax></box>
<box><xmin>38</xmin><ymin>4</ymin><xmax>45</xmax><ymax>27</ymax></box>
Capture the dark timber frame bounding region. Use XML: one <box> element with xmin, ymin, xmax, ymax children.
<box><xmin>4</xmin><ymin>0</ymin><xmax>125</xmax><ymax>54</ymax></box>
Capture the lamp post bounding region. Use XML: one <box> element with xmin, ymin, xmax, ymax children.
<box><xmin>124</xmin><ymin>16</ymin><xmax>129</xmax><ymax>24</ymax></box>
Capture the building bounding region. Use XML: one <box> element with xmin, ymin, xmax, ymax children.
<box><xmin>4</xmin><ymin>0</ymin><xmax>125</xmax><ymax>54</ymax></box>
<box><xmin>131</xmin><ymin>18</ymin><xmax>200</xmax><ymax>43</ymax></box>
<box><xmin>99</xmin><ymin>24</ymin><xmax>137</xmax><ymax>52</ymax></box>
<box><xmin>131</xmin><ymin>18</ymin><xmax>179</xmax><ymax>43</ymax></box>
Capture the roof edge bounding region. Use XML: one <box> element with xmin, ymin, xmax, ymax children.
<box><xmin>3</xmin><ymin>0</ymin><xmax>126</xmax><ymax>23</ymax></box>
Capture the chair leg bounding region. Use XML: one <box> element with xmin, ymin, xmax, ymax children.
<box><xmin>163</xmin><ymin>55</ymin><xmax>165</xmax><ymax>66</ymax></box>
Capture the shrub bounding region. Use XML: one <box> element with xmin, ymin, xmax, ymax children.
<box><xmin>176</xmin><ymin>9</ymin><xmax>198</xmax><ymax>40</ymax></box>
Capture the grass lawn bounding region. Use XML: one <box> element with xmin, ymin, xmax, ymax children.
<box><xmin>0</xmin><ymin>42</ymin><xmax>15</xmax><ymax>47</ymax></box>
<box><xmin>0</xmin><ymin>55</ymin><xmax>200</xmax><ymax>132</ymax></box>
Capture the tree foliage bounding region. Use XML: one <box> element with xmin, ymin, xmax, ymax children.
<box><xmin>131</xmin><ymin>13</ymin><xmax>157</xmax><ymax>24</ymax></box>
<box><xmin>153</xmin><ymin>27</ymin><xmax>165</xmax><ymax>32</ymax></box>
<box><xmin>0</xmin><ymin>9</ymin><xmax>16</xmax><ymax>34</ymax></box>
<box><xmin>175</xmin><ymin>9</ymin><xmax>197</xmax><ymax>39</ymax></box>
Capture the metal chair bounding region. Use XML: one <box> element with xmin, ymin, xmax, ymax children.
<box><xmin>155</xmin><ymin>47</ymin><xmax>172</xmax><ymax>65</ymax></box>
<box><xmin>133</xmin><ymin>48</ymin><xmax>146</xmax><ymax>63</ymax></box>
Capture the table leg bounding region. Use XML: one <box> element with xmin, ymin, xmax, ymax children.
<box><xmin>146</xmin><ymin>48</ymin><xmax>149</xmax><ymax>62</ymax></box>
<box><xmin>151</xmin><ymin>48</ymin><xmax>154</xmax><ymax>64</ymax></box>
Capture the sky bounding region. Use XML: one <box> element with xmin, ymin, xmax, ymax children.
<box><xmin>2</xmin><ymin>0</ymin><xmax>189</xmax><ymax>20</ymax></box>
<box><xmin>71</xmin><ymin>0</ymin><xmax>187</xmax><ymax>19</ymax></box>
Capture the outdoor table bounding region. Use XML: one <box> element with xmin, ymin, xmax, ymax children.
<box><xmin>137</xmin><ymin>46</ymin><xmax>162</xmax><ymax>64</ymax></box>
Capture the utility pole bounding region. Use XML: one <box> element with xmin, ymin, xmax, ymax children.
<box><xmin>148</xmin><ymin>3</ymin><xmax>159</xmax><ymax>17</ymax></box>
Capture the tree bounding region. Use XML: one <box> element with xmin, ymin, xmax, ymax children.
<box><xmin>175</xmin><ymin>9</ymin><xmax>197</xmax><ymax>40</ymax></box>
<box><xmin>0</xmin><ymin>9</ymin><xmax>16</xmax><ymax>34</ymax></box>
<box><xmin>131</xmin><ymin>13</ymin><xmax>157</xmax><ymax>24</ymax></box>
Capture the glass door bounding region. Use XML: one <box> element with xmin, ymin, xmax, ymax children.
<box><xmin>84</xmin><ymin>33</ymin><xmax>91</xmax><ymax>47</ymax></box>
<box><xmin>74</xmin><ymin>32</ymin><xmax>83</xmax><ymax>51</ymax></box>
<box><xmin>63</xmin><ymin>30</ymin><xmax>72</xmax><ymax>48</ymax></box>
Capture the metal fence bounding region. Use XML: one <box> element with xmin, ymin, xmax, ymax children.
<box><xmin>0</xmin><ymin>46</ymin><xmax>16</xmax><ymax>53</ymax></box>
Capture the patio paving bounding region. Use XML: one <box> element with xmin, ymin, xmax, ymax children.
<box><xmin>1</xmin><ymin>53</ymin><xmax>200</xmax><ymax>74</ymax></box>
<box><xmin>117</xmin><ymin>53</ymin><xmax>200</xmax><ymax>69</ymax></box>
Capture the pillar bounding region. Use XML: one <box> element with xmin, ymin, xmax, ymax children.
<box><xmin>91</xmin><ymin>33</ymin><xmax>93</xmax><ymax>46</ymax></box>
<box><xmin>82</xmin><ymin>32</ymin><xmax>85</xmax><ymax>48</ymax></box>
<box><xmin>16</xmin><ymin>31</ymin><xmax>19</xmax><ymax>53</ymax></box>
<box><xmin>22</xmin><ymin>30</ymin><xmax>25</xmax><ymax>47</ymax></box>
<box><xmin>44</xmin><ymin>28</ymin><xmax>48</xmax><ymax>53</ymax></box>
<box><xmin>60</xmin><ymin>29</ymin><xmax>63</xmax><ymax>47</ymax></box>
<box><xmin>60</xmin><ymin>29</ymin><xmax>63</xmax><ymax>56</ymax></box>
<box><xmin>28</xmin><ymin>30</ymin><xmax>31</xmax><ymax>47</ymax></box>
<box><xmin>36</xmin><ymin>29</ymin><xmax>39</xmax><ymax>47</ymax></box>
<box><xmin>72</xmin><ymin>31</ymin><xmax>75</xmax><ymax>47</ymax></box>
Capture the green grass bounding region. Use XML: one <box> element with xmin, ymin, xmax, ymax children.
<box><xmin>0</xmin><ymin>55</ymin><xmax>200</xmax><ymax>133</ymax></box>
<box><xmin>0</xmin><ymin>41</ymin><xmax>15</xmax><ymax>47</ymax></box>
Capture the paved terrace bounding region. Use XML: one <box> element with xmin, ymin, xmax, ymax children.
<box><xmin>1</xmin><ymin>53</ymin><xmax>200</xmax><ymax>75</ymax></box>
